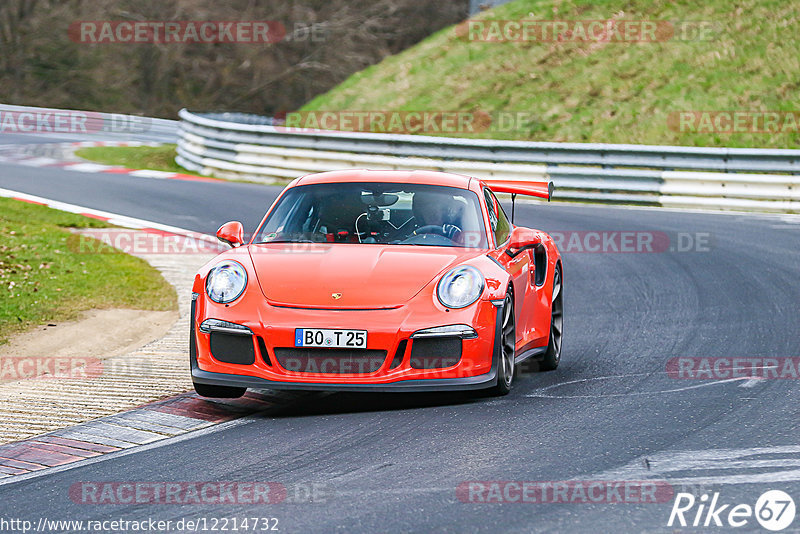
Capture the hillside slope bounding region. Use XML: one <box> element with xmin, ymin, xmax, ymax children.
<box><xmin>302</xmin><ymin>0</ymin><xmax>799</xmax><ymax>148</ymax></box>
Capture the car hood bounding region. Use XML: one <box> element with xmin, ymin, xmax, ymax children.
<box><xmin>248</xmin><ymin>243</ymin><xmax>477</xmax><ymax>309</ymax></box>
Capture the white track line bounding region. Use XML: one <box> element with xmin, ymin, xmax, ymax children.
<box><xmin>0</xmin><ymin>187</ymin><xmax>217</xmax><ymax>245</ymax></box>
<box><xmin>738</xmin><ymin>378</ymin><xmax>766</xmax><ymax>388</ymax></box>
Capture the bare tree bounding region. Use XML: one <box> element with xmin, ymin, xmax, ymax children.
<box><xmin>0</xmin><ymin>0</ymin><xmax>468</xmax><ymax>116</ymax></box>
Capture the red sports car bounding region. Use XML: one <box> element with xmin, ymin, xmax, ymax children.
<box><xmin>190</xmin><ymin>170</ymin><xmax>562</xmax><ymax>397</ymax></box>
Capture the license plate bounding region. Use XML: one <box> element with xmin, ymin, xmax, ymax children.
<box><xmin>295</xmin><ymin>328</ymin><xmax>367</xmax><ymax>349</ymax></box>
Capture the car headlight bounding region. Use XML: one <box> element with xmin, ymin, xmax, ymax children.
<box><xmin>437</xmin><ymin>266</ymin><xmax>484</xmax><ymax>309</ymax></box>
<box><xmin>205</xmin><ymin>261</ymin><xmax>247</xmax><ymax>304</ymax></box>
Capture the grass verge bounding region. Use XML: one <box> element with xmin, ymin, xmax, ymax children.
<box><xmin>75</xmin><ymin>145</ymin><xmax>289</xmax><ymax>185</ymax></box>
<box><xmin>301</xmin><ymin>0</ymin><xmax>799</xmax><ymax>148</ymax></box>
<box><xmin>0</xmin><ymin>197</ymin><xmax>177</xmax><ymax>344</ymax></box>
<box><xmin>75</xmin><ymin>144</ymin><xmax>189</xmax><ymax>174</ymax></box>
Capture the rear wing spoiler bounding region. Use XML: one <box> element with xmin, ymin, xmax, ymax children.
<box><xmin>482</xmin><ymin>180</ymin><xmax>554</xmax><ymax>202</ymax></box>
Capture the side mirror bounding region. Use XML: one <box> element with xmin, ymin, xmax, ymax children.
<box><xmin>216</xmin><ymin>221</ymin><xmax>244</xmax><ymax>248</ymax></box>
<box><xmin>508</xmin><ymin>227</ymin><xmax>541</xmax><ymax>251</ymax></box>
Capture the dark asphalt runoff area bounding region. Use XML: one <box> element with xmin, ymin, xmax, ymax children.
<box><xmin>1</xmin><ymin>131</ymin><xmax>799</xmax><ymax>533</ymax></box>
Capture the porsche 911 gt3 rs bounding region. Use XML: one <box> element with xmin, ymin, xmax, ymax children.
<box><xmin>190</xmin><ymin>169</ymin><xmax>563</xmax><ymax>397</ymax></box>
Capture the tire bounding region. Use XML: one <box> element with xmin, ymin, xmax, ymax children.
<box><xmin>193</xmin><ymin>382</ymin><xmax>246</xmax><ymax>398</ymax></box>
<box><xmin>487</xmin><ymin>290</ymin><xmax>516</xmax><ymax>396</ymax></box>
<box><xmin>538</xmin><ymin>263</ymin><xmax>563</xmax><ymax>371</ymax></box>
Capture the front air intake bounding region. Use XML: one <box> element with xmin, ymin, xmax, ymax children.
<box><xmin>409</xmin><ymin>338</ymin><xmax>462</xmax><ymax>369</ymax></box>
<box><xmin>210</xmin><ymin>333</ymin><xmax>256</xmax><ymax>365</ymax></box>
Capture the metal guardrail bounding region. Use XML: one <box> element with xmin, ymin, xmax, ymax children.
<box><xmin>185</xmin><ymin>109</ymin><xmax>789</xmax><ymax>212</ymax></box>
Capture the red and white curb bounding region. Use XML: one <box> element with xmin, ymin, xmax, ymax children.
<box><xmin>0</xmin><ymin>141</ymin><xmax>221</xmax><ymax>183</ymax></box>
<box><xmin>0</xmin><ymin>390</ymin><xmax>313</xmax><ymax>483</ymax></box>
<box><xmin>0</xmin><ymin>187</ymin><xmax>218</xmax><ymax>249</ymax></box>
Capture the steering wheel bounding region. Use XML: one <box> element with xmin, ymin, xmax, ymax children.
<box><xmin>413</xmin><ymin>224</ymin><xmax>462</xmax><ymax>240</ymax></box>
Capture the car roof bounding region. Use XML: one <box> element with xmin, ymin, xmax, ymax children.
<box><xmin>295</xmin><ymin>169</ymin><xmax>474</xmax><ymax>189</ymax></box>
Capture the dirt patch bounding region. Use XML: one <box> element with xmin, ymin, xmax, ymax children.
<box><xmin>0</xmin><ymin>308</ymin><xmax>178</xmax><ymax>382</ymax></box>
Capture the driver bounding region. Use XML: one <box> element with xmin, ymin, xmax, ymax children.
<box><xmin>412</xmin><ymin>190</ymin><xmax>463</xmax><ymax>240</ymax></box>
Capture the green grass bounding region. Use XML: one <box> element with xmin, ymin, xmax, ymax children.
<box><xmin>75</xmin><ymin>144</ymin><xmax>189</xmax><ymax>174</ymax></box>
<box><xmin>76</xmin><ymin>145</ymin><xmax>291</xmax><ymax>185</ymax></box>
<box><xmin>0</xmin><ymin>197</ymin><xmax>177</xmax><ymax>344</ymax></box>
<box><xmin>301</xmin><ymin>0</ymin><xmax>800</xmax><ymax>148</ymax></box>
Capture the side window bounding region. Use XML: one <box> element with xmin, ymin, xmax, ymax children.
<box><xmin>484</xmin><ymin>189</ymin><xmax>498</xmax><ymax>232</ymax></box>
<box><xmin>484</xmin><ymin>189</ymin><xmax>510</xmax><ymax>246</ymax></box>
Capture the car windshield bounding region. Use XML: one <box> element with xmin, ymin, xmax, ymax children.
<box><xmin>255</xmin><ymin>182</ymin><xmax>488</xmax><ymax>248</ymax></box>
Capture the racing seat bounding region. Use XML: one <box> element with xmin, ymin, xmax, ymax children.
<box><xmin>317</xmin><ymin>193</ymin><xmax>365</xmax><ymax>242</ymax></box>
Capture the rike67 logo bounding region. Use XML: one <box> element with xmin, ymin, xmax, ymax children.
<box><xmin>668</xmin><ymin>490</ymin><xmax>796</xmax><ymax>531</ymax></box>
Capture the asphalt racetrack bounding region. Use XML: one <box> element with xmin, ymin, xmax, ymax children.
<box><xmin>1</xmin><ymin>132</ymin><xmax>799</xmax><ymax>532</ymax></box>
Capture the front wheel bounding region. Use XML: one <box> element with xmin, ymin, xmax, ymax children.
<box><xmin>538</xmin><ymin>264</ymin><xmax>563</xmax><ymax>371</ymax></box>
<box><xmin>193</xmin><ymin>382</ymin><xmax>246</xmax><ymax>398</ymax></box>
<box><xmin>487</xmin><ymin>291</ymin><xmax>516</xmax><ymax>396</ymax></box>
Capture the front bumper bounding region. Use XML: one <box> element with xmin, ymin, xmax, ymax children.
<box><xmin>190</xmin><ymin>295</ymin><xmax>502</xmax><ymax>392</ymax></box>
